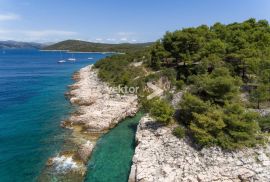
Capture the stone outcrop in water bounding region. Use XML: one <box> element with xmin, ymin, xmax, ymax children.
<box><xmin>76</xmin><ymin>141</ymin><xmax>94</xmax><ymax>164</ymax></box>
<box><xmin>129</xmin><ymin>115</ymin><xmax>270</xmax><ymax>182</ymax></box>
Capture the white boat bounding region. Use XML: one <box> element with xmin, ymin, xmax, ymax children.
<box><xmin>88</xmin><ymin>57</ymin><xmax>94</xmax><ymax>60</ymax></box>
<box><xmin>67</xmin><ymin>58</ymin><xmax>76</xmax><ymax>61</ymax></box>
<box><xmin>67</xmin><ymin>53</ymin><xmax>76</xmax><ymax>61</ymax></box>
<box><xmin>57</xmin><ymin>51</ymin><xmax>66</xmax><ymax>63</ymax></box>
<box><xmin>58</xmin><ymin>60</ymin><xmax>66</xmax><ymax>63</ymax></box>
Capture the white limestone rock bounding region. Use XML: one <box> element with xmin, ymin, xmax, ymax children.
<box><xmin>67</xmin><ymin>65</ymin><xmax>139</xmax><ymax>132</ymax></box>
<box><xmin>129</xmin><ymin>115</ymin><xmax>270</xmax><ymax>182</ymax></box>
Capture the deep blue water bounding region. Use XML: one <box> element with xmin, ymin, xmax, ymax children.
<box><xmin>0</xmin><ymin>49</ymin><xmax>108</xmax><ymax>182</ymax></box>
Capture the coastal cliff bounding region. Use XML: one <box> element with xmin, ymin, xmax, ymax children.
<box><xmin>44</xmin><ymin>65</ymin><xmax>138</xmax><ymax>180</ymax></box>
<box><xmin>129</xmin><ymin>115</ymin><xmax>270</xmax><ymax>182</ymax></box>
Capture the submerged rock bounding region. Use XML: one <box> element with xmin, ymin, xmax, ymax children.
<box><xmin>76</xmin><ymin>141</ymin><xmax>94</xmax><ymax>163</ymax></box>
<box><xmin>60</xmin><ymin>120</ymin><xmax>73</xmax><ymax>128</ymax></box>
<box><xmin>129</xmin><ymin>115</ymin><xmax>270</xmax><ymax>182</ymax></box>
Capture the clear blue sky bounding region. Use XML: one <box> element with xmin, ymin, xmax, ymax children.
<box><xmin>0</xmin><ymin>0</ymin><xmax>269</xmax><ymax>43</ymax></box>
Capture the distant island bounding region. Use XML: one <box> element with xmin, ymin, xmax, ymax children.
<box><xmin>0</xmin><ymin>40</ymin><xmax>45</xmax><ymax>49</ymax></box>
<box><xmin>43</xmin><ymin>40</ymin><xmax>153</xmax><ymax>53</ymax></box>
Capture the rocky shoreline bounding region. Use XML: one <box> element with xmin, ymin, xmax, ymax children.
<box><xmin>64</xmin><ymin>65</ymin><xmax>138</xmax><ymax>132</ymax></box>
<box><xmin>42</xmin><ymin>65</ymin><xmax>138</xmax><ymax>181</ymax></box>
<box><xmin>129</xmin><ymin>115</ymin><xmax>270</xmax><ymax>182</ymax></box>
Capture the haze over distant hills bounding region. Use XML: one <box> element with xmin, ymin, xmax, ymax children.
<box><xmin>0</xmin><ymin>39</ymin><xmax>153</xmax><ymax>52</ymax></box>
<box><xmin>0</xmin><ymin>41</ymin><xmax>46</xmax><ymax>49</ymax></box>
<box><xmin>44</xmin><ymin>40</ymin><xmax>153</xmax><ymax>52</ymax></box>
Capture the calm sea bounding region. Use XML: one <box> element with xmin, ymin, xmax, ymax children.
<box><xmin>0</xmin><ymin>49</ymin><xmax>108</xmax><ymax>182</ymax></box>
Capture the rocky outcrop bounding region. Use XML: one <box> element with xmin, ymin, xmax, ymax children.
<box><xmin>171</xmin><ymin>91</ymin><xmax>184</xmax><ymax>109</ymax></box>
<box><xmin>76</xmin><ymin>141</ymin><xmax>94</xmax><ymax>163</ymax></box>
<box><xmin>129</xmin><ymin>115</ymin><xmax>270</xmax><ymax>182</ymax></box>
<box><xmin>66</xmin><ymin>65</ymin><xmax>138</xmax><ymax>132</ymax></box>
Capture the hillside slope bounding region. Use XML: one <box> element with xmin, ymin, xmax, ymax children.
<box><xmin>43</xmin><ymin>40</ymin><xmax>153</xmax><ymax>53</ymax></box>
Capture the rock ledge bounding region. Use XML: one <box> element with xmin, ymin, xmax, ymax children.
<box><xmin>129</xmin><ymin>115</ymin><xmax>270</xmax><ymax>182</ymax></box>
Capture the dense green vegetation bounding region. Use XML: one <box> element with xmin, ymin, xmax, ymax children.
<box><xmin>94</xmin><ymin>19</ymin><xmax>270</xmax><ymax>150</ymax></box>
<box><xmin>189</xmin><ymin>101</ymin><xmax>262</xmax><ymax>149</ymax></box>
<box><xmin>94</xmin><ymin>53</ymin><xmax>146</xmax><ymax>87</ymax></box>
<box><xmin>150</xmin><ymin>18</ymin><xmax>270</xmax><ymax>108</ymax></box>
<box><xmin>44</xmin><ymin>40</ymin><xmax>153</xmax><ymax>53</ymax></box>
<box><xmin>148</xmin><ymin>18</ymin><xmax>270</xmax><ymax>149</ymax></box>
<box><xmin>149</xmin><ymin>99</ymin><xmax>174</xmax><ymax>124</ymax></box>
<box><xmin>258</xmin><ymin>115</ymin><xmax>270</xmax><ymax>132</ymax></box>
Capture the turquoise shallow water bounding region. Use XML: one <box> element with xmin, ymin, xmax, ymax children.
<box><xmin>0</xmin><ymin>49</ymin><xmax>108</xmax><ymax>182</ymax></box>
<box><xmin>85</xmin><ymin>112</ymin><xmax>143</xmax><ymax>182</ymax></box>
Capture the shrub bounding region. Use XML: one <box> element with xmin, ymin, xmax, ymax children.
<box><xmin>173</xmin><ymin>126</ymin><xmax>186</xmax><ymax>139</ymax></box>
<box><xmin>164</xmin><ymin>91</ymin><xmax>173</xmax><ymax>101</ymax></box>
<box><xmin>189</xmin><ymin>102</ymin><xmax>262</xmax><ymax>149</ymax></box>
<box><xmin>161</xmin><ymin>68</ymin><xmax>177</xmax><ymax>83</ymax></box>
<box><xmin>144</xmin><ymin>73</ymin><xmax>160</xmax><ymax>82</ymax></box>
<box><xmin>250</xmin><ymin>84</ymin><xmax>269</xmax><ymax>109</ymax></box>
<box><xmin>192</xmin><ymin>67</ymin><xmax>242</xmax><ymax>104</ymax></box>
<box><xmin>258</xmin><ymin>115</ymin><xmax>270</xmax><ymax>132</ymax></box>
<box><xmin>179</xmin><ymin>93</ymin><xmax>210</xmax><ymax>125</ymax></box>
<box><xmin>141</xmin><ymin>98</ymin><xmax>154</xmax><ymax>112</ymax></box>
<box><xmin>222</xmin><ymin>103</ymin><xmax>261</xmax><ymax>149</ymax></box>
<box><xmin>190</xmin><ymin>107</ymin><xmax>226</xmax><ymax>146</ymax></box>
<box><xmin>175</xmin><ymin>80</ymin><xmax>184</xmax><ymax>90</ymax></box>
<box><xmin>150</xmin><ymin>99</ymin><xmax>174</xmax><ymax>125</ymax></box>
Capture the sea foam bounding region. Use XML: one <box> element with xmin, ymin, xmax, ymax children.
<box><xmin>51</xmin><ymin>155</ymin><xmax>79</xmax><ymax>172</ymax></box>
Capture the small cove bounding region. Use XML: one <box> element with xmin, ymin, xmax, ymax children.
<box><xmin>85</xmin><ymin>112</ymin><xmax>143</xmax><ymax>182</ymax></box>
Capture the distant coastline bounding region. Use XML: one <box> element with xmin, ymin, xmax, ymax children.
<box><xmin>39</xmin><ymin>49</ymin><xmax>70</xmax><ymax>52</ymax></box>
<box><xmin>43</xmin><ymin>39</ymin><xmax>153</xmax><ymax>53</ymax></box>
<box><xmin>40</xmin><ymin>49</ymin><xmax>124</xmax><ymax>54</ymax></box>
<box><xmin>0</xmin><ymin>39</ymin><xmax>152</xmax><ymax>53</ymax></box>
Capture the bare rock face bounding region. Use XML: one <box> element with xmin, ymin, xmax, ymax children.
<box><xmin>129</xmin><ymin>115</ymin><xmax>270</xmax><ymax>182</ymax></box>
<box><xmin>77</xmin><ymin>141</ymin><xmax>94</xmax><ymax>163</ymax></box>
<box><xmin>67</xmin><ymin>65</ymin><xmax>139</xmax><ymax>132</ymax></box>
<box><xmin>171</xmin><ymin>91</ymin><xmax>184</xmax><ymax>108</ymax></box>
